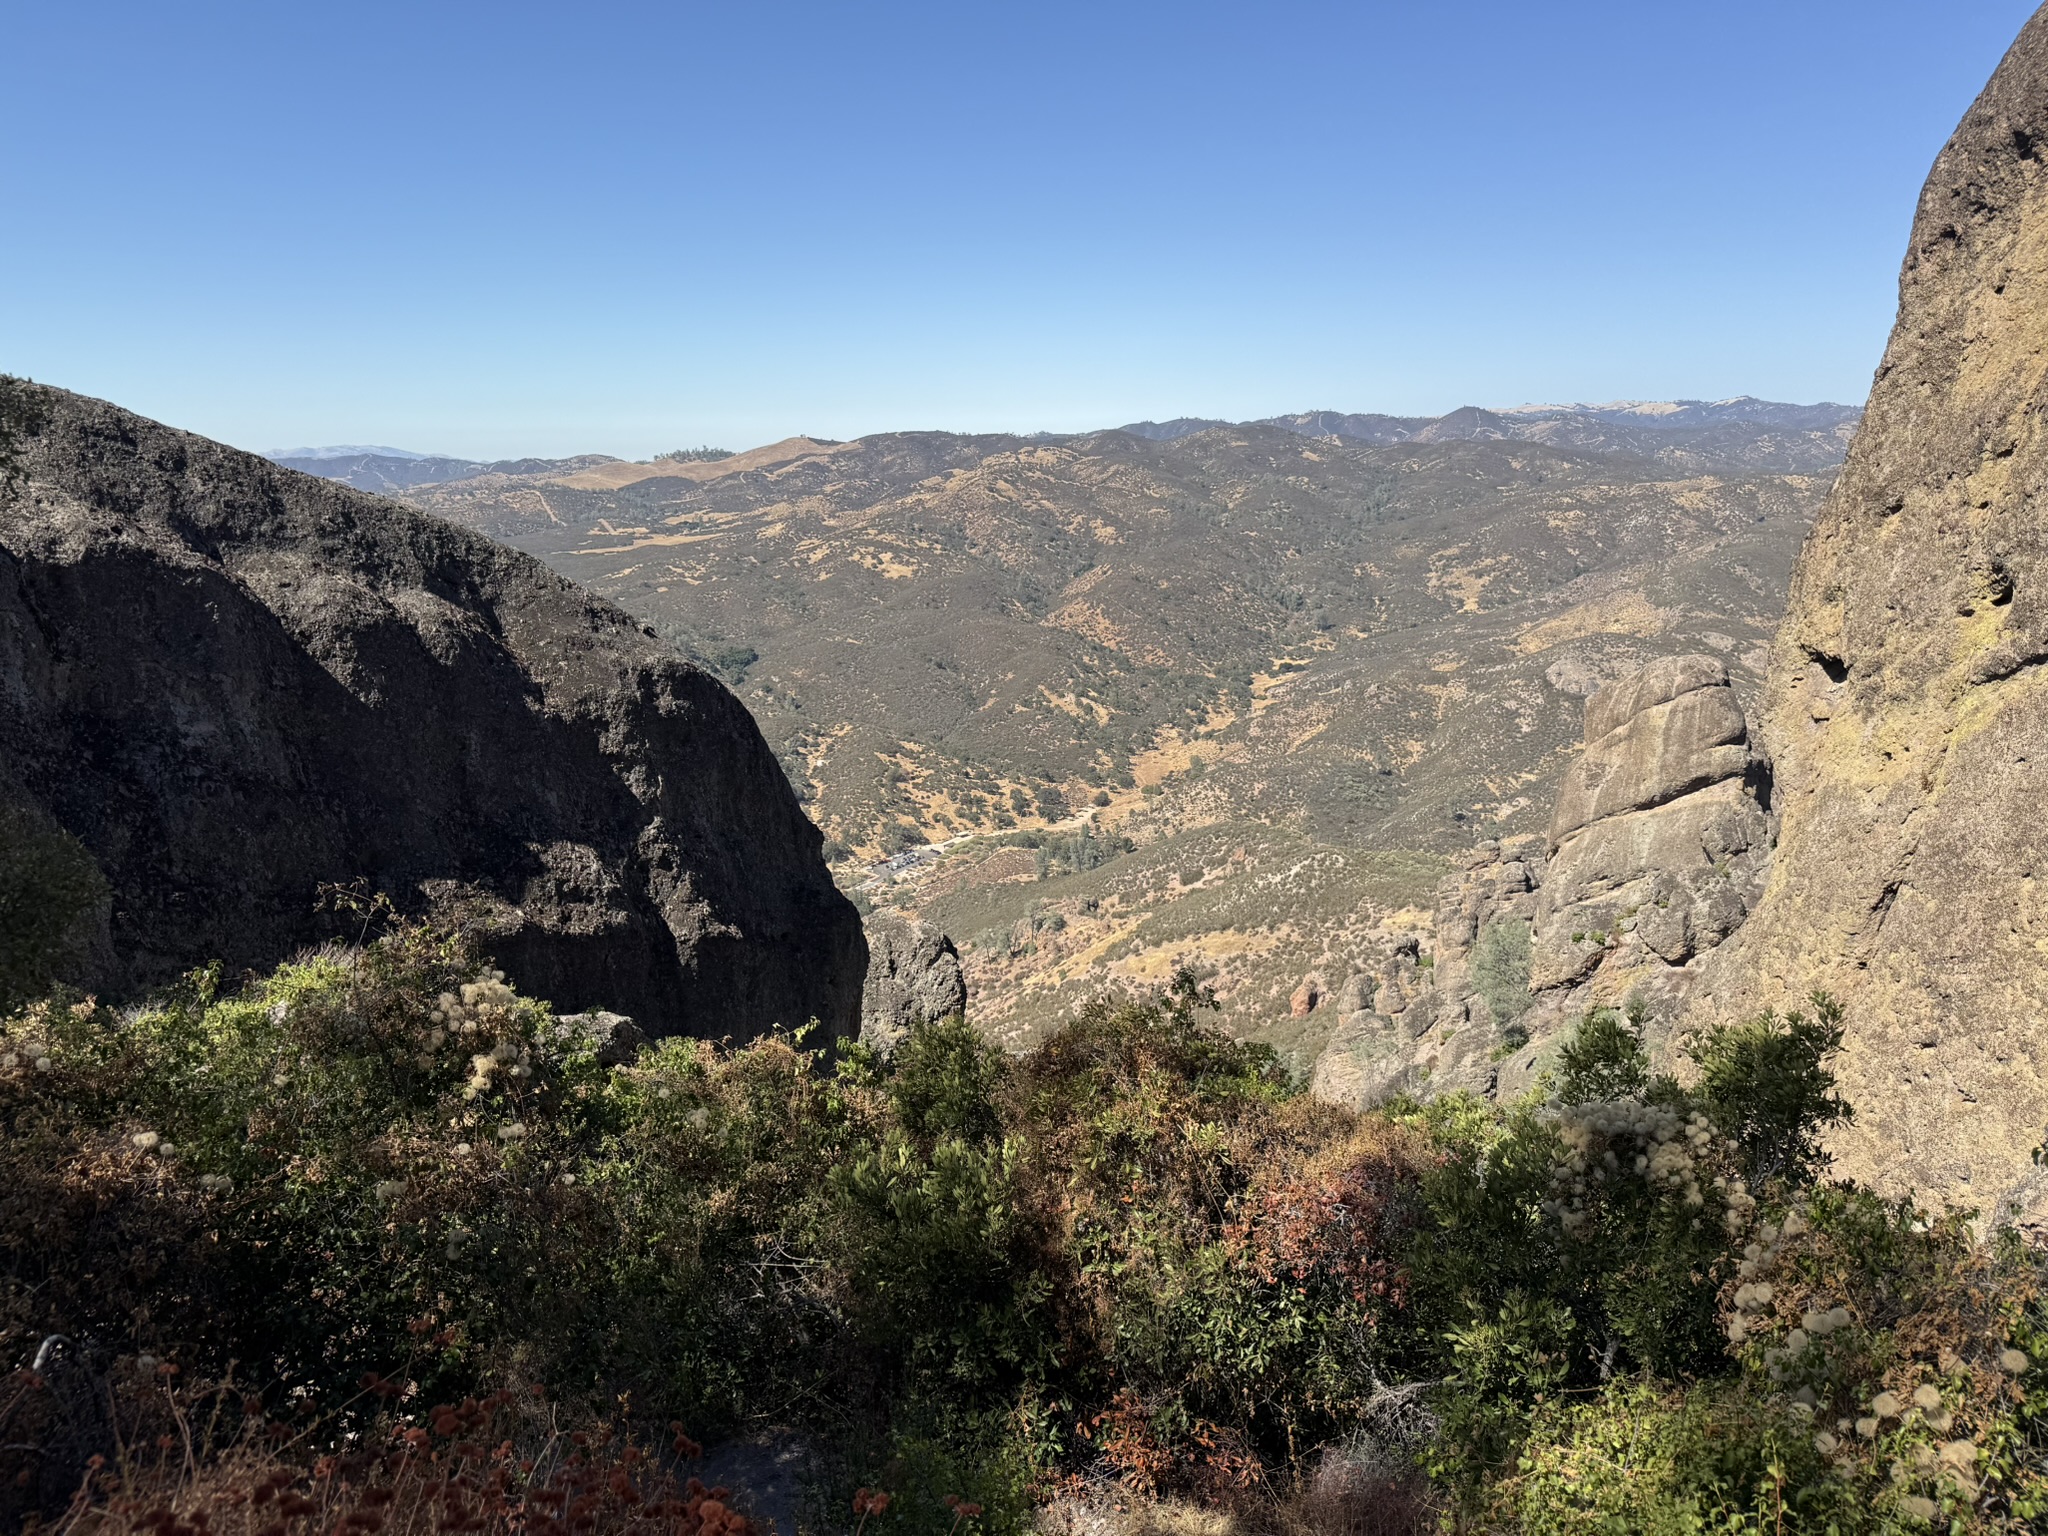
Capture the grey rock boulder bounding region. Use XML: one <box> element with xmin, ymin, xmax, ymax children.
<box><xmin>0</xmin><ymin>387</ymin><xmax>866</xmax><ymax>1041</ymax></box>
<box><xmin>552</xmin><ymin>1011</ymin><xmax>650</xmax><ymax>1067</ymax></box>
<box><xmin>859</xmin><ymin>915</ymin><xmax>967</xmax><ymax>1053</ymax></box>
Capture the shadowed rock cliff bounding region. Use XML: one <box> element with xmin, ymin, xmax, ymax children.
<box><xmin>1687</xmin><ymin>6</ymin><xmax>2048</xmax><ymax>1218</ymax></box>
<box><xmin>0</xmin><ymin>386</ymin><xmax>866</xmax><ymax>1040</ymax></box>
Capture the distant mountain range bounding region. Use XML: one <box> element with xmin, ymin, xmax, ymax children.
<box><xmin>359</xmin><ymin>402</ymin><xmax>1854</xmax><ymax>1056</ymax></box>
<box><xmin>266</xmin><ymin>448</ymin><xmax>621</xmax><ymax>494</ymax></box>
<box><xmin>1119</xmin><ymin>397</ymin><xmax>1861</xmax><ymax>473</ymax></box>
<box><xmin>268</xmin><ymin>397</ymin><xmax>1861</xmax><ymax>493</ymax></box>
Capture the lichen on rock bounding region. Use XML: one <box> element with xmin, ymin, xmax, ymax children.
<box><xmin>1684</xmin><ymin>8</ymin><xmax>2048</xmax><ymax>1220</ymax></box>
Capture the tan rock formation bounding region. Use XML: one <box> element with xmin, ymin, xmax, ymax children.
<box><xmin>1685</xmin><ymin>8</ymin><xmax>2048</xmax><ymax>1218</ymax></box>
<box><xmin>1309</xmin><ymin>653</ymin><xmax>1771</xmax><ymax>1113</ymax></box>
<box><xmin>1531</xmin><ymin>654</ymin><xmax>1770</xmax><ymax>994</ymax></box>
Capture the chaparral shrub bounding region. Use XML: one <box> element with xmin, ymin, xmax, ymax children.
<box><xmin>5</xmin><ymin>903</ymin><xmax>2048</xmax><ymax>1536</ymax></box>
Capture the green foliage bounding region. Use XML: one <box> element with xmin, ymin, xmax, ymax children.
<box><xmin>9</xmin><ymin>908</ymin><xmax>2048</xmax><ymax>1534</ymax></box>
<box><xmin>1689</xmin><ymin>993</ymin><xmax>1851</xmax><ymax>1189</ymax></box>
<box><xmin>1400</xmin><ymin>996</ymin><xmax>2048</xmax><ymax>1530</ymax></box>
<box><xmin>1470</xmin><ymin>918</ymin><xmax>1531</xmax><ymax>1033</ymax></box>
<box><xmin>696</xmin><ymin>643</ymin><xmax>759</xmax><ymax>683</ymax></box>
<box><xmin>836</xmin><ymin>1407</ymin><xmax>1036</xmax><ymax>1536</ymax></box>
<box><xmin>0</xmin><ymin>946</ymin><xmax>1421</xmax><ymax>1508</ymax></box>
<box><xmin>1031</xmin><ymin>825</ymin><xmax>1130</xmax><ymax>880</ymax></box>
<box><xmin>1554</xmin><ymin>997</ymin><xmax>1653</xmax><ymax>1104</ymax></box>
<box><xmin>1484</xmin><ymin>1380</ymin><xmax>1818</xmax><ymax>1534</ymax></box>
<box><xmin>997</xmin><ymin>967</ymin><xmax>1431</xmax><ymax>1486</ymax></box>
<box><xmin>887</xmin><ymin>1013</ymin><xmax>1004</xmax><ymax>1146</ymax></box>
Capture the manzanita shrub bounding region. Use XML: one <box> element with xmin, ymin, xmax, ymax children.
<box><xmin>6</xmin><ymin>921</ymin><xmax>2048</xmax><ymax>1535</ymax></box>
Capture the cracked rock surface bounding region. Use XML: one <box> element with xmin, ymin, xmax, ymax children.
<box><xmin>1532</xmin><ymin>654</ymin><xmax>1770</xmax><ymax>991</ymax></box>
<box><xmin>859</xmin><ymin>915</ymin><xmax>967</xmax><ymax>1053</ymax></box>
<box><xmin>1685</xmin><ymin>9</ymin><xmax>2048</xmax><ymax>1218</ymax></box>
<box><xmin>1312</xmin><ymin>652</ymin><xmax>1771</xmax><ymax>1112</ymax></box>
<box><xmin>0</xmin><ymin>387</ymin><xmax>866</xmax><ymax>1042</ymax></box>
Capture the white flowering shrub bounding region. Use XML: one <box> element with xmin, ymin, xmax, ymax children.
<box><xmin>1708</xmin><ymin>1185</ymin><xmax>2048</xmax><ymax>1526</ymax></box>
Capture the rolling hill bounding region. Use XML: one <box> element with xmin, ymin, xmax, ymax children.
<box><xmin>280</xmin><ymin>402</ymin><xmax>1849</xmax><ymax>1063</ymax></box>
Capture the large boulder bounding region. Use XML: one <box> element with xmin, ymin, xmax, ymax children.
<box><xmin>1687</xmin><ymin>7</ymin><xmax>2048</xmax><ymax>1216</ymax></box>
<box><xmin>0</xmin><ymin>386</ymin><xmax>866</xmax><ymax>1041</ymax></box>
<box><xmin>859</xmin><ymin>916</ymin><xmax>967</xmax><ymax>1053</ymax></box>
<box><xmin>1531</xmin><ymin>655</ymin><xmax>1770</xmax><ymax>991</ymax></box>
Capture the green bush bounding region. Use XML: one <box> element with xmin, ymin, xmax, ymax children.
<box><xmin>1469</xmin><ymin>919</ymin><xmax>1531</xmax><ymax>1037</ymax></box>
<box><xmin>7</xmin><ymin>910</ymin><xmax>2048</xmax><ymax>1533</ymax></box>
<box><xmin>1403</xmin><ymin>999</ymin><xmax>2048</xmax><ymax>1530</ymax></box>
<box><xmin>0</xmin><ymin>942</ymin><xmax>1429</xmax><ymax>1514</ymax></box>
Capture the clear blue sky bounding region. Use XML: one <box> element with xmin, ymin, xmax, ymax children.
<box><xmin>2</xmin><ymin>1</ymin><xmax>2038</xmax><ymax>459</ymax></box>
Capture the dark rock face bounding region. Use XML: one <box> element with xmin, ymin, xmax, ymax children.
<box><xmin>1686</xmin><ymin>7</ymin><xmax>2048</xmax><ymax>1216</ymax></box>
<box><xmin>0</xmin><ymin>387</ymin><xmax>865</xmax><ymax>1040</ymax></box>
<box><xmin>859</xmin><ymin>916</ymin><xmax>967</xmax><ymax>1053</ymax></box>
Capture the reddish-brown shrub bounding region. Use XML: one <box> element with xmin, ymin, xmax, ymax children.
<box><xmin>30</xmin><ymin>1371</ymin><xmax>757</xmax><ymax>1536</ymax></box>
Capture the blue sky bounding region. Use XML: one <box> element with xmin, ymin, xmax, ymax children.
<box><xmin>1</xmin><ymin>1</ymin><xmax>2038</xmax><ymax>459</ymax></box>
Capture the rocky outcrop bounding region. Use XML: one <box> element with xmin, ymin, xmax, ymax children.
<box><xmin>1311</xmin><ymin>837</ymin><xmax>1546</xmax><ymax>1109</ymax></box>
<box><xmin>859</xmin><ymin>916</ymin><xmax>967</xmax><ymax>1052</ymax></box>
<box><xmin>1531</xmin><ymin>655</ymin><xmax>1770</xmax><ymax>994</ymax></box>
<box><xmin>1311</xmin><ymin>653</ymin><xmax>1771</xmax><ymax>1111</ymax></box>
<box><xmin>1685</xmin><ymin>8</ymin><xmax>2048</xmax><ymax>1217</ymax></box>
<box><xmin>0</xmin><ymin>387</ymin><xmax>866</xmax><ymax>1040</ymax></box>
<box><xmin>551</xmin><ymin>1011</ymin><xmax>651</xmax><ymax>1067</ymax></box>
<box><xmin>1289</xmin><ymin>974</ymin><xmax>1324</xmax><ymax>1018</ymax></box>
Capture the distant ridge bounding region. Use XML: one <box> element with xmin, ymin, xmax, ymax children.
<box><xmin>268</xmin><ymin>448</ymin><xmax>621</xmax><ymax>494</ymax></box>
<box><xmin>1114</xmin><ymin>397</ymin><xmax>1861</xmax><ymax>474</ymax></box>
<box><xmin>273</xmin><ymin>397</ymin><xmax>1862</xmax><ymax>497</ymax></box>
<box><xmin>267</xmin><ymin>444</ymin><xmax>433</xmax><ymax>461</ymax></box>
